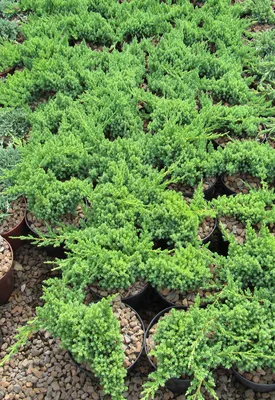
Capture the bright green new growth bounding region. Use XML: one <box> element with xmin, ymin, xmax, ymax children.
<box><xmin>145</xmin><ymin>245</ymin><xmax>215</xmax><ymax>293</ymax></box>
<box><xmin>211</xmin><ymin>188</ymin><xmax>275</xmax><ymax>224</ymax></box>
<box><xmin>218</xmin><ymin>225</ymin><xmax>275</xmax><ymax>292</ymax></box>
<box><xmin>143</xmin><ymin>284</ymin><xmax>275</xmax><ymax>400</ymax></box>
<box><xmin>1</xmin><ymin>279</ymin><xmax>127</xmax><ymax>400</ymax></box>
<box><xmin>216</xmin><ymin>141</ymin><xmax>275</xmax><ymax>182</ymax></box>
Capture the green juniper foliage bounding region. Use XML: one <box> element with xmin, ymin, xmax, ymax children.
<box><xmin>218</xmin><ymin>225</ymin><xmax>275</xmax><ymax>293</ymax></box>
<box><xmin>216</xmin><ymin>140</ymin><xmax>275</xmax><ymax>182</ymax></box>
<box><xmin>211</xmin><ymin>188</ymin><xmax>275</xmax><ymax>224</ymax></box>
<box><xmin>0</xmin><ymin>279</ymin><xmax>127</xmax><ymax>400</ymax></box>
<box><xmin>1</xmin><ymin>0</ymin><xmax>275</xmax><ymax>398</ymax></box>
<box><xmin>145</xmin><ymin>244</ymin><xmax>215</xmax><ymax>293</ymax></box>
<box><xmin>143</xmin><ymin>284</ymin><xmax>275</xmax><ymax>400</ymax></box>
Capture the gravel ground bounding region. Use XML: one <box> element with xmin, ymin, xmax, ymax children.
<box><xmin>1</xmin><ymin>244</ymin><xmax>275</xmax><ymax>400</ymax></box>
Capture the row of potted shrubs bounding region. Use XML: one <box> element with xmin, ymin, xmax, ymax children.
<box><xmin>1</xmin><ymin>0</ymin><xmax>275</xmax><ymax>399</ymax></box>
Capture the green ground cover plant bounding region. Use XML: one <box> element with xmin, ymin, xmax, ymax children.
<box><xmin>143</xmin><ymin>284</ymin><xmax>275</xmax><ymax>400</ymax></box>
<box><xmin>1</xmin><ymin>0</ymin><xmax>275</xmax><ymax>398</ymax></box>
<box><xmin>218</xmin><ymin>225</ymin><xmax>275</xmax><ymax>293</ymax></box>
<box><xmin>0</xmin><ymin>280</ymin><xmax>127</xmax><ymax>400</ymax></box>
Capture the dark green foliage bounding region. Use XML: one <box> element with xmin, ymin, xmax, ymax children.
<box><xmin>0</xmin><ymin>108</ymin><xmax>30</xmax><ymax>144</ymax></box>
<box><xmin>0</xmin><ymin>144</ymin><xmax>21</xmax><ymax>223</ymax></box>
<box><xmin>243</xmin><ymin>0</ymin><xmax>275</xmax><ymax>24</ymax></box>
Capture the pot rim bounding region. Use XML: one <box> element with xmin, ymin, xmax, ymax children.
<box><xmin>0</xmin><ymin>236</ymin><xmax>14</xmax><ymax>282</ymax></box>
<box><xmin>1</xmin><ymin>196</ymin><xmax>27</xmax><ymax>236</ymax></box>
<box><xmin>69</xmin><ymin>302</ymin><xmax>145</xmax><ymax>375</ymax></box>
<box><xmin>144</xmin><ymin>306</ymin><xmax>187</xmax><ymax>374</ymax></box>
<box><xmin>201</xmin><ymin>217</ymin><xmax>218</xmax><ymax>243</ymax></box>
<box><xmin>232</xmin><ymin>367</ymin><xmax>275</xmax><ymax>390</ymax></box>
<box><xmin>90</xmin><ymin>281</ymin><xmax>150</xmax><ymax>303</ymax></box>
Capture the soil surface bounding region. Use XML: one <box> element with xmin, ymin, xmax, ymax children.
<box><xmin>240</xmin><ymin>368</ymin><xmax>275</xmax><ymax>385</ymax></box>
<box><xmin>223</xmin><ymin>173</ymin><xmax>262</xmax><ymax>194</ymax></box>
<box><xmin>87</xmin><ymin>279</ymin><xmax>147</xmax><ymax>301</ymax></box>
<box><xmin>159</xmin><ymin>287</ymin><xmax>214</xmax><ymax>308</ymax></box>
<box><xmin>168</xmin><ymin>176</ymin><xmax>217</xmax><ymax>197</ymax></box>
<box><xmin>198</xmin><ymin>217</ymin><xmax>216</xmax><ymax>241</ymax></box>
<box><xmin>268</xmin><ymin>138</ymin><xmax>275</xmax><ymax>149</ymax></box>
<box><xmin>219</xmin><ymin>216</ymin><xmax>246</xmax><ymax>244</ymax></box>
<box><xmin>213</xmin><ymin>135</ymin><xmax>264</xmax><ymax>148</ymax></box>
<box><xmin>1</xmin><ymin>244</ymin><xmax>275</xmax><ymax>399</ymax></box>
<box><xmin>0</xmin><ymin>237</ymin><xmax>13</xmax><ymax>279</ymax></box>
<box><xmin>26</xmin><ymin>206</ymin><xmax>84</xmax><ymax>235</ymax></box>
<box><xmin>0</xmin><ymin>198</ymin><xmax>25</xmax><ymax>235</ymax></box>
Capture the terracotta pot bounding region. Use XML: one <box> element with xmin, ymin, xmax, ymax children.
<box><xmin>2</xmin><ymin>197</ymin><xmax>27</xmax><ymax>251</ymax></box>
<box><xmin>0</xmin><ymin>239</ymin><xmax>14</xmax><ymax>305</ymax></box>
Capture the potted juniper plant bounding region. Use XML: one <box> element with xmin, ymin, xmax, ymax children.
<box><xmin>216</xmin><ymin>141</ymin><xmax>275</xmax><ymax>195</ymax></box>
<box><xmin>211</xmin><ymin>187</ymin><xmax>275</xmax><ymax>244</ymax></box>
<box><xmin>0</xmin><ymin>107</ymin><xmax>30</xmax><ymax>146</ymax></box>
<box><xmin>145</xmin><ymin>244</ymin><xmax>217</xmax><ymax>308</ymax></box>
<box><xmin>1</xmin><ymin>277</ymin><xmax>145</xmax><ymax>399</ymax></box>
<box><xmin>143</xmin><ymin>282</ymin><xmax>275</xmax><ymax>399</ymax></box>
<box><xmin>217</xmin><ymin>224</ymin><xmax>275</xmax><ymax>293</ymax></box>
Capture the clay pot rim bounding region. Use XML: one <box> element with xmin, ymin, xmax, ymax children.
<box><xmin>0</xmin><ymin>196</ymin><xmax>27</xmax><ymax>236</ymax></box>
<box><xmin>0</xmin><ymin>236</ymin><xmax>14</xmax><ymax>281</ymax></box>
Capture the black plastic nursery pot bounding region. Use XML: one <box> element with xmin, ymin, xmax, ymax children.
<box><xmin>220</xmin><ymin>175</ymin><xmax>237</xmax><ymax>196</ymax></box>
<box><xmin>183</xmin><ymin>178</ymin><xmax>217</xmax><ymax>201</ymax></box>
<box><xmin>0</xmin><ymin>240</ymin><xmax>14</xmax><ymax>305</ymax></box>
<box><xmin>91</xmin><ymin>283</ymin><xmax>153</xmax><ymax>310</ymax></box>
<box><xmin>2</xmin><ymin>197</ymin><xmax>27</xmax><ymax>251</ymax></box>
<box><xmin>155</xmin><ymin>289</ymin><xmax>190</xmax><ymax>309</ymax></box>
<box><xmin>69</xmin><ymin>304</ymin><xmax>145</xmax><ymax>378</ymax></box>
<box><xmin>145</xmin><ymin>306</ymin><xmax>191</xmax><ymax>394</ymax></box>
<box><xmin>25</xmin><ymin>213</ymin><xmax>66</xmax><ymax>259</ymax></box>
<box><xmin>232</xmin><ymin>369</ymin><xmax>275</xmax><ymax>393</ymax></box>
<box><xmin>203</xmin><ymin>181</ymin><xmax>217</xmax><ymax>201</ymax></box>
<box><xmin>201</xmin><ymin>218</ymin><xmax>218</xmax><ymax>245</ymax></box>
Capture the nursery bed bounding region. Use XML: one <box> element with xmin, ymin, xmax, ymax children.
<box><xmin>1</xmin><ymin>0</ymin><xmax>275</xmax><ymax>398</ymax></box>
<box><xmin>0</xmin><ymin>245</ymin><xmax>274</xmax><ymax>400</ymax></box>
